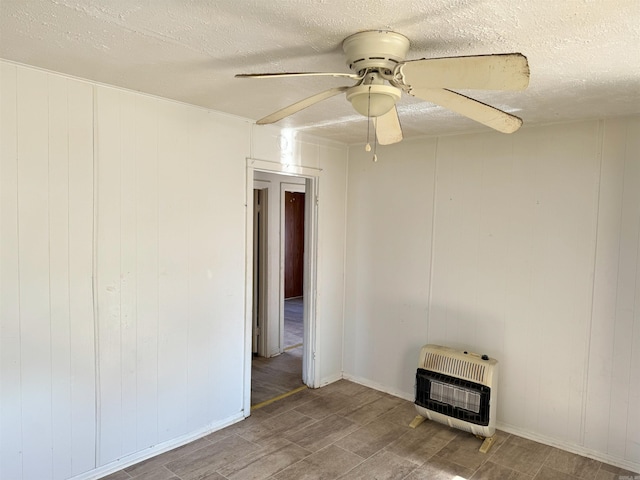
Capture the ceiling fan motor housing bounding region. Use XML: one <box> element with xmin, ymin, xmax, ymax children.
<box><xmin>342</xmin><ymin>30</ymin><xmax>410</xmax><ymax>75</ymax></box>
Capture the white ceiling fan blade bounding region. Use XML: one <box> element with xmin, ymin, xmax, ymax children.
<box><xmin>410</xmin><ymin>88</ymin><xmax>523</xmax><ymax>133</ymax></box>
<box><xmin>236</xmin><ymin>72</ymin><xmax>362</xmax><ymax>80</ymax></box>
<box><xmin>373</xmin><ymin>107</ymin><xmax>403</xmax><ymax>145</ymax></box>
<box><xmin>398</xmin><ymin>53</ymin><xmax>529</xmax><ymax>91</ymax></box>
<box><xmin>257</xmin><ymin>86</ymin><xmax>349</xmax><ymax>124</ymax></box>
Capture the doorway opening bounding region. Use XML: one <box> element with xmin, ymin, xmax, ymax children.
<box><xmin>245</xmin><ymin>162</ymin><xmax>319</xmax><ymax>413</ymax></box>
<box><xmin>282</xmin><ymin>187</ymin><xmax>305</xmax><ymax>355</ymax></box>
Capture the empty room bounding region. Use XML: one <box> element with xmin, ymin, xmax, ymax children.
<box><xmin>1</xmin><ymin>1</ymin><xmax>639</xmax><ymax>480</ymax></box>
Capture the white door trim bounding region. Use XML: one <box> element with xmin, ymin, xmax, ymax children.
<box><xmin>279</xmin><ymin>182</ymin><xmax>306</xmax><ymax>353</ymax></box>
<box><xmin>244</xmin><ymin>158</ymin><xmax>320</xmax><ymax>416</ymax></box>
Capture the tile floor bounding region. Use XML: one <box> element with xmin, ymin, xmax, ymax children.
<box><xmin>102</xmin><ymin>380</ymin><xmax>638</xmax><ymax>480</ymax></box>
<box><xmin>251</xmin><ymin>346</ymin><xmax>304</xmax><ymax>405</ymax></box>
<box><xmin>283</xmin><ymin>297</ymin><xmax>304</xmax><ymax>350</ymax></box>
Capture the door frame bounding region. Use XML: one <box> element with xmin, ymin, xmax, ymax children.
<box><xmin>280</xmin><ymin>182</ymin><xmax>306</xmax><ymax>351</ymax></box>
<box><xmin>252</xmin><ymin>184</ymin><xmax>269</xmax><ymax>357</ymax></box>
<box><xmin>244</xmin><ymin>158</ymin><xmax>321</xmax><ymax>415</ymax></box>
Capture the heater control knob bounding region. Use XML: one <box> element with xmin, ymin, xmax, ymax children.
<box><xmin>481</xmin><ymin>354</ymin><xmax>489</xmax><ymax>361</ymax></box>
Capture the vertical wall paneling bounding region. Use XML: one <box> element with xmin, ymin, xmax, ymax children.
<box><xmin>204</xmin><ymin>112</ymin><xmax>250</xmax><ymax>418</ymax></box>
<box><xmin>96</xmin><ymin>86</ymin><xmax>125</xmax><ymax>464</ymax></box>
<box><xmin>1</xmin><ymin>63</ymin><xmax>96</xmax><ymax>480</ymax></box>
<box><xmin>119</xmin><ymin>91</ymin><xmax>139</xmax><ymax>457</ymax></box>
<box><xmin>315</xmin><ymin>143</ymin><xmax>348</xmax><ymax>384</ymax></box>
<box><xmin>586</xmin><ymin>117</ymin><xmax>640</xmax><ymax>461</ymax></box>
<box><xmin>95</xmin><ymin>86</ymin><xmax>252</xmax><ymax>466</ymax></box>
<box><xmin>156</xmin><ymin>100</ymin><xmax>190</xmax><ymax>443</ymax></box>
<box><xmin>186</xmin><ymin>108</ymin><xmax>209</xmax><ymax>431</ymax></box>
<box><xmin>133</xmin><ymin>94</ymin><xmax>160</xmax><ymax>450</ymax></box>
<box><xmin>626</xmin><ymin>120</ymin><xmax>640</xmax><ymax>463</ymax></box>
<box><xmin>48</xmin><ymin>73</ymin><xmax>73</xmax><ymax>480</ymax></box>
<box><xmin>66</xmin><ymin>80</ymin><xmax>96</xmax><ymax>477</ymax></box>
<box><xmin>17</xmin><ymin>66</ymin><xmax>54</xmax><ymax>480</ymax></box>
<box><xmin>607</xmin><ymin>120</ymin><xmax>640</xmax><ymax>460</ymax></box>
<box><xmin>0</xmin><ymin>62</ymin><xmax>22</xmax><ymax>480</ymax></box>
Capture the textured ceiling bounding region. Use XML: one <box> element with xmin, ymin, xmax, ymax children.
<box><xmin>1</xmin><ymin>0</ymin><xmax>639</xmax><ymax>143</ymax></box>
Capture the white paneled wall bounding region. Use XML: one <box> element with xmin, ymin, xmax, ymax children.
<box><xmin>344</xmin><ymin>118</ymin><xmax>640</xmax><ymax>471</ymax></box>
<box><xmin>1</xmin><ymin>60</ymin><xmax>349</xmax><ymax>480</ymax></box>
<box><xmin>430</xmin><ymin>123</ymin><xmax>601</xmax><ymax>445</ymax></box>
<box><xmin>94</xmin><ymin>85</ymin><xmax>251</xmax><ymax>465</ymax></box>
<box><xmin>1</xmin><ymin>64</ymin><xmax>96</xmax><ymax>479</ymax></box>
<box><xmin>585</xmin><ymin>117</ymin><xmax>640</xmax><ymax>462</ymax></box>
<box><xmin>344</xmin><ymin>139</ymin><xmax>437</xmax><ymax>394</ymax></box>
<box><xmin>313</xmin><ymin>142</ymin><xmax>348</xmax><ymax>385</ymax></box>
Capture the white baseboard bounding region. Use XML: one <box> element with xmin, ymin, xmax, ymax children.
<box><xmin>340</xmin><ymin>373</ymin><xmax>639</xmax><ymax>474</ymax></box>
<box><xmin>341</xmin><ymin>373</ymin><xmax>414</xmax><ymax>402</ymax></box>
<box><xmin>69</xmin><ymin>412</ymin><xmax>245</xmax><ymax>480</ymax></box>
<box><xmin>318</xmin><ymin>371</ymin><xmax>343</xmax><ymax>388</ymax></box>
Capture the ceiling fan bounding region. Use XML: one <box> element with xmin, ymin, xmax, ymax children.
<box><xmin>236</xmin><ymin>30</ymin><xmax>530</xmax><ymax>145</ymax></box>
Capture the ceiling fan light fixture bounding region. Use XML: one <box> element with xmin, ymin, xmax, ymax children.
<box><xmin>346</xmin><ymin>84</ymin><xmax>401</xmax><ymax>117</ymax></box>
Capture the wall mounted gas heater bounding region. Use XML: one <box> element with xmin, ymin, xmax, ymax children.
<box><xmin>410</xmin><ymin>344</ymin><xmax>499</xmax><ymax>453</ymax></box>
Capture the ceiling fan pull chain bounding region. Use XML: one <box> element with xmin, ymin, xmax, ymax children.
<box><xmin>373</xmin><ymin>119</ymin><xmax>378</xmax><ymax>162</ymax></box>
<box><xmin>365</xmin><ymin>86</ymin><xmax>372</xmax><ymax>152</ymax></box>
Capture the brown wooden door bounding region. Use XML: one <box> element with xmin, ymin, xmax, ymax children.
<box><xmin>284</xmin><ymin>191</ymin><xmax>305</xmax><ymax>298</ymax></box>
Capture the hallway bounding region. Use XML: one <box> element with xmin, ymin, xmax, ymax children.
<box><xmin>251</xmin><ymin>298</ymin><xmax>304</xmax><ymax>406</ymax></box>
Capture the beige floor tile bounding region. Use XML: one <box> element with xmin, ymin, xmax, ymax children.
<box><xmin>434</xmin><ymin>429</ymin><xmax>508</xmax><ymax>470</ymax></box>
<box><xmin>544</xmin><ymin>448</ymin><xmax>602</xmax><ymax>479</ymax></box>
<box><xmin>114</xmin><ymin>380</ymin><xmax>628</xmax><ymax>480</ymax></box>
<box><xmin>294</xmin><ymin>391</ymin><xmax>358</xmax><ymax>420</ymax></box>
<box><xmin>285</xmin><ymin>414</ymin><xmax>360</xmax><ymax>452</ymax></box>
<box><xmin>385</xmin><ymin>419</ymin><xmax>458</xmax><ymax>465</ymax></box>
<box><xmin>534</xmin><ymin>465</ymin><xmax>583</xmax><ymax>480</ymax></box>
<box><xmin>338</xmin><ymin>449</ymin><xmax>418</xmax><ymax>480</ymax></box>
<box><xmin>470</xmin><ymin>460</ymin><xmax>534</xmax><ymax>480</ymax></box>
<box><xmin>100</xmin><ymin>471</ymin><xmax>131</xmax><ymax>480</ymax></box>
<box><xmin>335</xmin><ymin>418</ymin><xmax>408</xmax><ymax>459</ymax></box>
<box><xmin>490</xmin><ymin>435</ymin><xmax>552</xmax><ymax>475</ymax></box>
<box><xmin>217</xmin><ymin>437</ymin><xmax>311</xmax><ymax>480</ymax></box>
<box><xmin>379</xmin><ymin>401</ymin><xmax>423</xmax><ymax>428</ymax></box>
<box><xmin>597</xmin><ymin>462</ymin><xmax>640</xmax><ymax>478</ymax></box>
<box><xmin>338</xmin><ymin>395</ymin><xmax>403</xmax><ymax>426</ymax></box>
<box><xmin>258</xmin><ymin>388</ymin><xmax>319</xmax><ymax>416</ymax></box>
<box><xmin>128</xmin><ymin>465</ymin><xmax>178</xmax><ymax>480</ymax></box>
<box><xmin>217</xmin><ymin>408</ymin><xmax>271</xmax><ymax>438</ymax></box>
<box><xmin>314</xmin><ymin>379</ymin><xmax>373</xmax><ymax>397</ymax></box>
<box><xmin>124</xmin><ymin>437</ymin><xmax>212</xmax><ymax>477</ymax></box>
<box><xmin>236</xmin><ymin>409</ymin><xmax>316</xmax><ymax>444</ymax></box>
<box><xmin>273</xmin><ymin>445</ymin><xmax>364</xmax><ymax>480</ymax></box>
<box><xmin>404</xmin><ymin>455</ymin><xmax>475</xmax><ymax>480</ymax></box>
<box><xmin>164</xmin><ymin>434</ymin><xmax>260</xmax><ymax>480</ymax></box>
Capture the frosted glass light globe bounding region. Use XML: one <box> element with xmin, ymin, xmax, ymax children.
<box><xmin>346</xmin><ymin>85</ymin><xmax>401</xmax><ymax>117</ymax></box>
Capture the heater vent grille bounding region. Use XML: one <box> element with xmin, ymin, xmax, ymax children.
<box><xmin>430</xmin><ymin>380</ymin><xmax>481</xmax><ymax>413</ymax></box>
<box><xmin>415</xmin><ymin>368</ymin><xmax>491</xmax><ymax>426</ymax></box>
<box><xmin>424</xmin><ymin>352</ymin><xmax>486</xmax><ymax>383</ymax></box>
